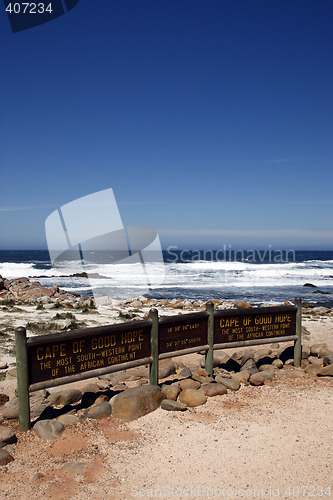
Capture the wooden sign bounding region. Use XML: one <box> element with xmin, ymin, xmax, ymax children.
<box><xmin>214</xmin><ymin>305</ymin><xmax>297</xmax><ymax>344</ymax></box>
<box><xmin>27</xmin><ymin>320</ymin><xmax>152</xmax><ymax>385</ymax></box>
<box><xmin>158</xmin><ymin>312</ymin><xmax>208</xmax><ymax>354</ymax></box>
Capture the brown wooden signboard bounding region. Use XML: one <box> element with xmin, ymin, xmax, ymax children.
<box><xmin>214</xmin><ymin>305</ymin><xmax>297</xmax><ymax>344</ymax></box>
<box><xmin>27</xmin><ymin>320</ymin><xmax>151</xmax><ymax>385</ymax></box>
<box><xmin>158</xmin><ymin>312</ymin><xmax>208</xmax><ymax>354</ymax></box>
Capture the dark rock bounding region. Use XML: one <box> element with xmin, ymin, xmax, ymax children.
<box><xmin>303</xmin><ymin>283</ymin><xmax>316</xmax><ymax>288</ymax></box>
<box><xmin>323</xmin><ymin>354</ymin><xmax>333</xmax><ymax>366</ymax></box>
<box><xmin>178</xmin><ymin>366</ymin><xmax>192</xmax><ymax>378</ymax></box>
<box><xmin>0</xmin><ymin>426</ymin><xmax>17</xmax><ymax>446</ymax></box>
<box><xmin>240</xmin><ymin>359</ymin><xmax>259</xmax><ymax>375</ymax></box>
<box><xmin>0</xmin><ymin>448</ymin><xmax>14</xmax><ymax>466</ymax></box>
<box><xmin>0</xmin><ymin>394</ymin><xmax>9</xmax><ymax>406</ymax></box>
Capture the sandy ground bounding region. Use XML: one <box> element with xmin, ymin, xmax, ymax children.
<box><xmin>0</xmin><ymin>307</ymin><xmax>332</xmax><ymax>500</ymax></box>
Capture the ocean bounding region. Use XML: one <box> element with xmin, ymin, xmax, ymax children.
<box><xmin>0</xmin><ymin>249</ymin><xmax>332</xmax><ymax>307</ymax></box>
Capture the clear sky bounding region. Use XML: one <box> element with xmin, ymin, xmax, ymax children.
<box><xmin>0</xmin><ymin>0</ymin><xmax>332</xmax><ymax>251</ymax></box>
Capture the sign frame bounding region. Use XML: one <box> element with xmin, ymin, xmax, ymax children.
<box><xmin>15</xmin><ymin>298</ymin><xmax>302</xmax><ymax>431</ymax></box>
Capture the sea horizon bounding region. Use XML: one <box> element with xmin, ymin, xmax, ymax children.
<box><xmin>0</xmin><ymin>249</ymin><xmax>332</xmax><ymax>308</ymax></box>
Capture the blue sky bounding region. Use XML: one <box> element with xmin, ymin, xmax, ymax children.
<box><xmin>0</xmin><ymin>0</ymin><xmax>332</xmax><ymax>250</ymax></box>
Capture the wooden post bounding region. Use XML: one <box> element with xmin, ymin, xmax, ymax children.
<box><xmin>294</xmin><ymin>297</ymin><xmax>302</xmax><ymax>368</ymax></box>
<box><xmin>205</xmin><ymin>301</ymin><xmax>214</xmax><ymax>376</ymax></box>
<box><xmin>15</xmin><ymin>327</ymin><xmax>31</xmax><ymax>431</ymax></box>
<box><xmin>149</xmin><ymin>308</ymin><xmax>159</xmax><ymax>385</ymax></box>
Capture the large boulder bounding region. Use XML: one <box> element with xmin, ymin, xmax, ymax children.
<box><xmin>112</xmin><ymin>385</ymin><xmax>163</xmax><ymax>421</ymax></box>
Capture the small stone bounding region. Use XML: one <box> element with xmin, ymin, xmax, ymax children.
<box><xmin>158</xmin><ymin>359</ymin><xmax>176</xmax><ymax>379</ymax></box>
<box><xmin>312</xmin><ymin>306</ymin><xmax>330</xmax><ymax>315</ymax></box>
<box><xmin>33</xmin><ymin>420</ymin><xmax>65</xmax><ymax>440</ymax></box>
<box><xmin>240</xmin><ymin>359</ymin><xmax>258</xmax><ymax>375</ymax></box>
<box><xmin>81</xmin><ymin>383</ymin><xmax>100</xmax><ymax>394</ymax></box>
<box><xmin>259</xmin><ymin>369</ymin><xmax>275</xmax><ymax>381</ymax></box>
<box><xmin>200</xmin><ymin>356</ymin><xmax>221</xmax><ymax>368</ymax></box>
<box><xmin>284</xmin><ymin>359</ymin><xmax>294</xmax><ymax>366</ymax></box>
<box><xmin>232</xmin><ymin>349</ymin><xmax>256</xmax><ymax>367</ymax></box>
<box><xmin>215</xmin><ymin>376</ymin><xmax>240</xmax><ymax>391</ymax></box>
<box><xmin>191</xmin><ymin>369</ymin><xmax>214</xmax><ymax>384</ymax></box>
<box><xmin>308</xmin><ymin>357</ymin><xmax>323</xmax><ymax>367</ymax></box>
<box><xmin>310</xmin><ymin>344</ymin><xmax>328</xmax><ymax>356</ymax></box>
<box><xmin>0</xmin><ymin>394</ymin><xmax>9</xmax><ymax>406</ymax></box>
<box><xmin>178</xmin><ymin>389</ymin><xmax>207</xmax><ymax>407</ymax></box>
<box><xmin>94</xmin><ymin>395</ymin><xmax>110</xmax><ymax>405</ymax></box>
<box><xmin>0</xmin><ymin>426</ymin><xmax>17</xmax><ymax>446</ymax></box>
<box><xmin>259</xmin><ymin>364</ymin><xmax>278</xmax><ymax>372</ymax></box>
<box><xmin>201</xmin><ymin>383</ymin><xmax>227</xmax><ymax>397</ymax></box>
<box><xmin>304</xmin><ymin>365</ymin><xmax>323</xmax><ymax>376</ymax></box>
<box><xmin>48</xmin><ymin>389</ymin><xmax>82</xmax><ymax>406</ymax></box>
<box><xmin>323</xmin><ymin>354</ymin><xmax>333</xmax><ymax>366</ymax></box>
<box><xmin>162</xmin><ymin>383</ymin><xmax>180</xmax><ymax>401</ymax></box>
<box><xmin>271</xmin><ymin>359</ymin><xmax>283</xmax><ymax>369</ymax></box>
<box><xmin>178</xmin><ymin>366</ymin><xmax>192</xmax><ymax>378</ymax></box>
<box><xmin>84</xmin><ymin>402</ymin><xmax>112</xmax><ymax>419</ymax></box>
<box><xmin>161</xmin><ymin>400</ymin><xmax>187</xmax><ymax>411</ymax></box>
<box><xmin>317</xmin><ymin>365</ymin><xmax>333</xmax><ymax>377</ymax></box>
<box><xmin>0</xmin><ymin>448</ymin><xmax>14</xmax><ymax>465</ymax></box>
<box><xmin>232</xmin><ymin>370</ymin><xmax>250</xmax><ymax>384</ymax></box>
<box><xmin>62</xmin><ymin>462</ymin><xmax>87</xmax><ymax>474</ymax></box>
<box><xmin>57</xmin><ymin>414</ymin><xmax>86</xmax><ymax>426</ymax></box>
<box><xmin>179</xmin><ymin>379</ymin><xmax>201</xmax><ymax>391</ymax></box>
<box><xmin>234</xmin><ymin>300</ymin><xmax>252</xmax><ymax>308</ymax></box>
<box><xmin>31</xmin><ymin>473</ymin><xmax>45</xmax><ymax>482</ymax></box>
<box><xmin>0</xmin><ymin>362</ymin><xmax>8</xmax><ymax>370</ymax></box>
<box><xmin>249</xmin><ymin>373</ymin><xmax>265</xmax><ymax>386</ymax></box>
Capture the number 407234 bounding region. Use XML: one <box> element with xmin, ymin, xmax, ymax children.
<box><xmin>6</xmin><ymin>3</ymin><xmax>53</xmax><ymax>14</ymax></box>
